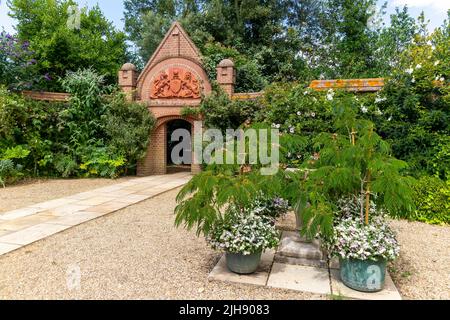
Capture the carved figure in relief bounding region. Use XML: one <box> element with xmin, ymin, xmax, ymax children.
<box><xmin>153</xmin><ymin>72</ymin><xmax>170</xmax><ymax>98</ymax></box>
<box><xmin>151</xmin><ymin>68</ymin><xmax>201</xmax><ymax>99</ymax></box>
<box><xmin>180</xmin><ymin>72</ymin><xmax>200</xmax><ymax>98</ymax></box>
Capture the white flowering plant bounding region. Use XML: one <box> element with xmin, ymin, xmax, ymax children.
<box><xmin>322</xmin><ymin>196</ymin><xmax>400</xmax><ymax>262</ymax></box>
<box><xmin>206</xmin><ymin>210</ymin><xmax>281</xmax><ymax>255</ymax></box>
<box><xmin>324</xmin><ymin>215</ymin><xmax>400</xmax><ymax>262</ymax></box>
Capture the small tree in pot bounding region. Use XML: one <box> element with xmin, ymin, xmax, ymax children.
<box><xmin>175</xmin><ymin>163</ymin><xmax>288</xmax><ymax>274</ymax></box>
<box><xmin>290</xmin><ymin>97</ymin><xmax>415</xmax><ymax>292</ymax></box>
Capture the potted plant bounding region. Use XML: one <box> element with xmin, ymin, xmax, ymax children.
<box><xmin>287</xmin><ymin>100</ymin><xmax>414</xmax><ymax>292</ymax></box>
<box><xmin>324</xmin><ymin>197</ymin><xmax>400</xmax><ymax>292</ymax></box>
<box><xmin>207</xmin><ymin>209</ymin><xmax>280</xmax><ymax>274</ymax></box>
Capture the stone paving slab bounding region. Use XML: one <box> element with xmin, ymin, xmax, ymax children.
<box><xmin>208</xmin><ymin>230</ymin><xmax>403</xmax><ymax>300</ymax></box>
<box><xmin>30</xmin><ymin>198</ymin><xmax>79</xmax><ymax>210</ymax></box>
<box><xmin>208</xmin><ymin>251</ymin><xmax>275</xmax><ymax>287</ymax></box>
<box><xmin>0</xmin><ymin>214</ymin><xmax>56</xmax><ymax>231</ymax></box>
<box><xmin>0</xmin><ymin>223</ymin><xmax>71</xmax><ymax>246</ymax></box>
<box><xmin>44</xmin><ymin>211</ymin><xmax>106</xmax><ymax>227</ymax></box>
<box><xmin>0</xmin><ymin>207</ymin><xmax>43</xmax><ymax>221</ymax></box>
<box><xmin>0</xmin><ymin>172</ymin><xmax>191</xmax><ymax>257</ymax></box>
<box><xmin>44</xmin><ymin>204</ymin><xmax>93</xmax><ymax>216</ymax></box>
<box><xmin>0</xmin><ymin>243</ymin><xmax>21</xmax><ymax>255</ymax></box>
<box><xmin>267</xmin><ymin>263</ymin><xmax>332</xmax><ymax>295</ymax></box>
<box><xmin>330</xmin><ymin>269</ymin><xmax>402</xmax><ymax>300</ymax></box>
<box><xmin>0</xmin><ymin>230</ymin><xmax>11</xmax><ymax>237</ymax></box>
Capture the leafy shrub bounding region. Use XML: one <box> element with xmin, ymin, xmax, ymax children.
<box><xmin>103</xmin><ymin>92</ymin><xmax>155</xmax><ymax>172</ymax></box>
<box><xmin>1</xmin><ymin>145</ymin><xmax>31</xmax><ymax>160</ymax></box>
<box><xmin>0</xmin><ymin>145</ymin><xmax>30</xmax><ymax>186</ymax></box>
<box><xmin>0</xmin><ymin>69</ymin><xmax>155</xmax><ymax>182</ymax></box>
<box><xmin>53</xmin><ymin>154</ymin><xmax>78</xmax><ymax>178</ymax></box>
<box><xmin>429</xmin><ymin>136</ymin><xmax>450</xmax><ymax>181</ymax></box>
<box><xmin>373</xmin><ymin>20</ymin><xmax>449</xmax><ymax>178</ymax></box>
<box><xmin>79</xmin><ymin>147</ymin><xmax>126</xmax><ymax>178</ymax></box>
<box><xmin>0</xmin><ymin>86</ymin><xmax>28</xmax><ymax>144</ymax></box>
<box><xmin>412</xmin><ymin>176</ymin><xmax>450</xmax><ymax>225</ymax></box>
<box><xmin>60</xmin><ymin>68</ymin><xmax>108</xmax><ymax>145</ymax></box>
<box><xmin>0</xmin><ymin>160</ymin><xmax>15</xmax><ymax>187</ymax></box>
<box><xmin>0</xmin><ymin>31</ymin><xmax>40</xmax><ymax>90</ymax></box>
<box><xmin>183</xmin><ymin>85</ymin><xmax>263</xmax><ymax>132</ymax></box>
<box><xmin>175</xmin><ymin>167</ymin><xmax>286</xmax><ymax>236</ymax></box>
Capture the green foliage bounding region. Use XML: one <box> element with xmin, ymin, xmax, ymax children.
<box><xmin>175</xmin><ymin>167</ymin><xmax>286</xmax><ymax>237</ymax></box>
<box><xmin>103</xmin><ymin>93</ymin><xmax>156</xmax><ymax>170</ymax></box>
<box><xmin>183</xmin><ymin>85</ymin><xmax>263</xmax><ymax>132</ymax></box>
<box><xmin>53</xmin><ymin>153</ymin><xmax>78</xmax><ymax>178</ymax></box>
<box><xmin>0</xmin><ymin>86</ymin><xmax>28</xmax><ymax>144</ymax></box>
<box><xmin>0</xmin><ymin>159</ymin><xmax>15</xmax><ymax>187</ymax></box>
<box><xmin>1</xmin><ymin>145</ymin><xmax>30</xmax><ymax>160</ymax></box>
<box><xmin>289</xmin><ymin>102</ymin><xmax>416</xmax><ymax>238</ymax></box>
<box><xmin>60</xmin><ymin>68</ymin><xmax>108</xmax><ymax>147</ymax></box>
<box><xmin>0</xmin><ymin>69</ymin><xmax>155</xmax><ymax>183</ymax></box>
<box><xmin>430</xmin><ymin>136</ymin><xmax>450</xmax><ymax>181</ymax></box>
<box><xmin>0</xmin><ymin>31</ymin><xmax>40</xmax><ymax>90</ymax></box>
<box><xmin>124</xmin><ymin>0</ymin><xmax>424</xmax><ymax>82</ymax></box>
<box><xmin>79</xmin><ymin>149</ymin><xmax>126</xmax><ymax>178</ymax></box>
<box><xmin>374</xmin><ymin>13</ymin><xmax>450</xmax><ymax>179</ymax></box>
<box><xmin>8</xmin><ymin>0</ymin><xmax>128</xmax><ymax>90</ymax></box>
<box><xmin>0</xmin><ymin>145</ymin><xmax>29</xmax><ymax>187</ymax></box>
<box><xmin>201</xmin><ymin>42</ymin><xmax>268</xmax><ymax>92</ymax></box>
<box><xmin>412</xmin><ymin>176</ymin><xmax>450</xmax><ymax>225</ymax></box>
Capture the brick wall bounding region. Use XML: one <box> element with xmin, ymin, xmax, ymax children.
<box><xmin>21</xmin><ymin>91</ymin><xmax>70</xmax><ymax>102</ymax></box>
<box><xmin>309</xmin><ymin>78</ymin><xmax>385</xmax><ymax>92</ymax></box>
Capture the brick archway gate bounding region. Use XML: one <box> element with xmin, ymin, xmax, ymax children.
<box><xmin>118</xmin><ymin>22</ymin><xmax>217</xmax><ymax>176</ymax></box>
<box><xmin>138</xmin><ymin>115</ymin><xmax>201</xmax><ymax>175</ymax></box>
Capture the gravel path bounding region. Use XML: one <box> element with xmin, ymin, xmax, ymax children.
<box><xmin>0</xmin><ymin>180</ymin><xmax>448</xmax><ymax>300</ymax></box>
<box><xmin>389</xmin><ymin>220</ymin><xmax>450</xmax><ymax>300</ymax></box>
<box><xmin>0</xmin><ymin>178</ymin><xmax>130</xmax><ymax>214</ymax></box>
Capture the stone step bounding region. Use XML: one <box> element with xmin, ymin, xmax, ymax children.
<box><xmin>277</xmin><ymin>231</ymin><xmax>323</xmax><ymax>261</ymax></box>
<box><xmin>274</xmin><ymin>255</ymin><xmax>328</xmax><ymax>268</ymax></box>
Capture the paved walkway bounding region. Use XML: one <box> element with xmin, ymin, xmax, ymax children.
<box><xmin>0</xmin><ymin>172</ymin><xmax>191</xmax><ymax>256</ymax></box>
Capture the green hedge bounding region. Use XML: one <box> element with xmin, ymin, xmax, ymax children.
<box><xmin>412</xmin><ymin>176</ymin><xmax>450</xmax><ymax>225</ymax></box>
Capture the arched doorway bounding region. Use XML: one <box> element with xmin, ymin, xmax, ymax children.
<box><xmin>166</xmin><ymin>119</ymin><xmax>192</xmax><ymax>173</ymax></box>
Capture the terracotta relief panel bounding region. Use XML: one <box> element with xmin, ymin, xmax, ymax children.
<box><xmin>150</xmin><ymin>68</ymin><xmax>201</xmax><ymax>99</ymax></box>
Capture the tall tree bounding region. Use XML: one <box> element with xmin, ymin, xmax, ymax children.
<box><xmin>375</xmin><ymin>6</ymin><xmax>416</xmax><ymax>75</ymax></box>
<box><xmin>124</xmin><ymin>0</ymin><xmax>424</xmax><ymax>85</ymax></box>
<box><xmin>8</xmin><ymin>0</ymin><xmax>128</xmax><ymax>90</ymax></box>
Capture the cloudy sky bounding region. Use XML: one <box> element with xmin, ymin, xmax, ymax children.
<box><xmin>0</xmin><ymin>0</ymin><xmax>449</xmax><ymax>34</ymax></box>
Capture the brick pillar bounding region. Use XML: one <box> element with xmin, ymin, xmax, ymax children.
<box><xmin>137</xmin><ymin>122</ymin><xmax>167</xmax><ymax>176</ymax></box>
<box><xmin>118</xmin><ymin>63</ymin><xmax>138</xmax><ymax>101</ymax></box>
<box><xmin>191</xmin><ymin>120</ymin><xmax>203</xmax><ymax>175</ymax></box>
<box><xmin>217</xmin><ymin>59</ymin><xmax>236</xmax><ymax>97</ymax></box>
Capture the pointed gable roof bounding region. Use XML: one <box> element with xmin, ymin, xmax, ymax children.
<box><xmin>137</xmin><ymin>21</ymin><xmax>203</xmax><ymax>84</ymax></box>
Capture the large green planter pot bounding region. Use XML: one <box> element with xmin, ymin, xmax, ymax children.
<box><xmin>226</xmin><ymin>252</ymin><xmax>262</xmax><ymax>274</ymax></box>
<box><xmin>340</xmin><ymin>258</ymin><xmax>387</xmax><ymax>292</ymax></box>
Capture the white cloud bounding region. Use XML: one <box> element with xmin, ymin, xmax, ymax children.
<box><xmin>392</xmin><ymin>0</ymin><xmax>450</xmax><ymax>10</ymax></box>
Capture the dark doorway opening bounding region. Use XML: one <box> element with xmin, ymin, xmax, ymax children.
<box><xmin>166</xmin><ymin>119</ymin><xmax>192</xmax><ymax>173</ymax></box>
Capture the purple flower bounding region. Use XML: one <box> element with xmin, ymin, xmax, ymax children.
<box><xmin>44</xmin><ymin>73</ymin><xmax>52</xmax><ymax>81</ymax></box>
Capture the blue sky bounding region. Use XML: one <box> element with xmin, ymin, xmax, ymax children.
<box><xmin>1</xmin><ymin>0</ymin><xmax>449</xmax><ymax>34</ymax></box>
